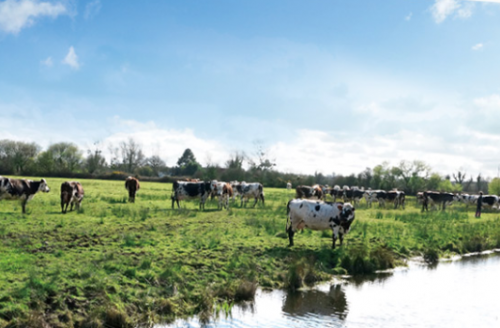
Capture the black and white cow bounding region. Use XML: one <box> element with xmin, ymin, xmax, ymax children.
<box><xmin>386</xmin><ymin>190</ymin><xmax>405</xmax><ymax>209</ymax></box>
<box><xmin>235</xmin><ymin>182</ymin><xmax>265</xmax><ymax>207</ymax></box>
<box><xmin>171</xmin><ymin>180</ymin><xmax>212</xmax><ymax>210</ymax></box>
<box><xmin>482</xmin><ymin>195</ymin><xmax>499</xmax><ymax>209</ymax></box>
<box><xmin>295</xmin><ymin>185</ymin><xmax>323</xmax><ymax>200</ymax></box>
<box><xmin>343</xmin><ymin>187</ymin><xmax>365</xmax><ymax>206</ymax></box>
<box><xmin>364</xmin><ymin>190</ymin><xmax>387</xmax><ymax>208</ymax></box>
<box><xmin>286</xmin><ymin>199</ymin><xmax>355</xmax><ymax>249</ymax></box>
<box><xmin>426</xmin><ymin>191</ymin><xmax>459</xmax><ymax>210</ymax></box>
<box><xmin>325</xmin><ymin>185</ymin><xmax>342</xmax><ymax>202</ymax></box>
<box><xmin>0</xmin><ymin>176</ymin><xmax>50</xmax><ymax>213</ymax></box>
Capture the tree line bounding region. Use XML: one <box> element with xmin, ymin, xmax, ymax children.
<box><xmin>0</xmin><ymin>138</ymin><xmax>498</xmax><ymax>195</ymax></box>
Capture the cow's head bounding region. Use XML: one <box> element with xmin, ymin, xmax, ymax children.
<box><xmin>39</xmin><ymin>179</ymin><xmax>50</xmax><ymax>193</ymax></box>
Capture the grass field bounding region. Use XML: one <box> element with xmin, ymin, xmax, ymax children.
<box><xmin>1</xmin><ymin>177</ymin><xmax>500</xmax><ymax>328</ymax></box>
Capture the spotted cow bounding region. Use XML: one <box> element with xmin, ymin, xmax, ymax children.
<box><xmin>171</xmin><ymin>180</ymin><xmax>212</xmax><ymax>210</ymax></box>
<box><xmin>286</xmin><ymin>199</ymin><xmax>355</xmax><ymax>248</ymax></box>
<box><xmin>210</xmin><ymin>180</ymin><xmax>233</xmax><ymax>210</ymax></box>
<box><xmin>60</xmin><ymin>181</ymin><xmax>84</xmax><ymax>213</ymax></box>
<box><xmin>0</xmin><ymin>176</ymin><xmax>50</xmax><ymax>213</ymax></box>
<box><xmin>235</xmin><ymin>182</ymin><xmax>265</xmax><ymax>207</ymax></box>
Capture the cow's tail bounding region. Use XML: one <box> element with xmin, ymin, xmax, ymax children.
<box><xmin>259</xmin><ymin>184</ymin><xmax>265</xmax><ymax>206</ymax></box>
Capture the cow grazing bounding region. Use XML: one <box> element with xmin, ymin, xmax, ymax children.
<box><xmin>0</xmin><ymin>177</ymin><xmax>50</xmax><ymax>213</ymax></box>
<box><xmin>60</xmin><ymin>181</ymin><xmax>84</xmax><ymax>213</ymax></box>
<box><xmin>235</xmin><ymin>182</ymin><xmax>265</xmax><ymax>207</ymax></box>
<box><xmin>230</xmin><ymin>181</ymin><xmax>241</xmax><ymax>200</ymax></box>
<box><xmin>295</xmin><ymin>185</ymin><xmax>323</xmax><ymax>200</ymax></box>
<box><xmin>386</xmin><ymin>190</ymin><xmax>405</xmax><ymax>209</ymax></box>
<box><xmin>286</xmin><ymin>199</ymin><xmax>355</xmax><ymax>249</ymax></box>
<box><xmin>286</xmin><ymin>182</ymin><xmax>292</xmax><ymax>191</ymax></box>
<box><xmin>171</xmin><ymin>180</ymin><xmax>212</xmax><ymax>210</ymax></box>
<box><xmin>125</xmin><ymin>177</ymin><xmax>140</xmax><ymax>203</ymax></box>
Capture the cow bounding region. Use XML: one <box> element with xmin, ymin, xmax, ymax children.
<box><xmin>210</xmin><ymin>180</ymin><xmax>233</xmax><ymax>210</ymax></box>
<box><xmin>60</xmin><ymin>181</ymin><xmax>84</xmax><ymax>213</ymax></box>
<box><xmin>125</xmin><ymin>176</ymin><xmax>140</xmax><ymax>203</ymax></box>
<box><xmin>325</xmin><ymin>185</ymin><xmax>342</xmax><ymax>202</ymax></box>
<box><xmin>230</xmin><ymin>180</ymin><xmax>241</xmax><ymax>201</ymax></box>
<box><xmin>458</xmin><ymin>194</ymin><xmax>478</xmax><ymax>207</ymax></box>
<box><xmin>386</xmin><ymin>190</ymin><xmax>405</xmax><ymax>209</ymax></box>
<box><xmin>286</xmin><ymin>199</ymin><xmax>355</xmax><ymax>249</ymax></box>
<box><xmin>364</xmin><ymin>190</ymin><xmax>387</xmax><ymax>208</ymax></box>
<box><xmin>481</xmin><ymin>195</ymin><xmax>499</xmax><ymax>209</ymax></box>
<box><xmin>0</xmin><ymin>176</ymin><xmax>50</xmax><ymax>213</ymax></box>
<box><xmin>426</xmin><ymin>191</ymin><xmax>459</xmax><ymax>210</ymax></box>
<box><xmin>295</xmin><ymin>185</ymin><xmax>323</xmax><ymax>200</ymax></box>
<box><xmin>235</xmin><ymin>182</ymin><xmax>265</xmax><ymax>207</ymax></box>
<box><xmin>286</xmin><ymin>182</ymin><xmax>292</xmax><ymax>191</ymax></box>
<box><xmin>343</xmin><ymin>187</ymin><xmax>365</xmax><ymax>206</ymax></box>
<box><xmin>171</xmin><ymin>180</ymin><xmax>212</xmax><ymax>210</ymax></box>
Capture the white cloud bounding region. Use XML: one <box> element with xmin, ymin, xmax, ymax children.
<box><xmin>40</xmin><ymin>56</ymin><xmax>53</xmax><ymax>67</ymax></box>
<box><xmin>0</xmin><ymin>0</ymin><xmax>66</xmax><ymax>34</ymax></box>
<box><xmin>472</xmin><ymin>43</ymin><xmax>484</xmax><ymax>50</ymax></box>
<box><xmin>431</xmin><ymin>0</ymin><xmax>460</xmax><ymax>23</ymax></box>
<box><xmin>405</xmin><ymin>12</ymin><xmax>413</xmax><ymax>21</ymax></box>
<box><xmin>102</xmin><ymin>118</ymin><xmax>230</xmax><ymax>167</ymax></box>
<box><xmin>62</xmin><ymin>46</ymin><xmax>80</xmax><ymax>69</ymax></box>
<box><xmin>430</xmin><ymin>0</ymin><xmax>478</xmax><ymax>23</ymax></box>
<box><xmin>84</xmin><ymin>0</ymin><xmax>101</xmax><ymax>20</ymax></box>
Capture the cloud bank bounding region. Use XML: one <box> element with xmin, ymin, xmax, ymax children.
<box><xmin>0</xmin><ymin>0</ymin><xmax>66</xmax><ymax>34</ymax></box>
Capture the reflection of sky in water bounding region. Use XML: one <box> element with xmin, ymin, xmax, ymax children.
<box><xmin>162</xmin><ymin>254</ymin><xmax>500</xmax><ymax>328</ymax></box>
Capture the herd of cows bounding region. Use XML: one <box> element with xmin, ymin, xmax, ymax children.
<box><xmin>0</xmin><ymin>176</ymin><xmax>497</xmax><ymax>249</ymax></box>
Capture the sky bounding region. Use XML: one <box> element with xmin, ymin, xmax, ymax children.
<box><xmin>1</xmin><ymin>0</ymin><xmax>500</xmax><ymax>178</ymax></box>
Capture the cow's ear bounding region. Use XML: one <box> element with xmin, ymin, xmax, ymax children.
<box><xmin>352</xmin><ymin>208</ymin><xmax>355</xmax><ymax>212</ymax></box>
<box><xmin>337</xmin><ymin>204</ymin><xmax>343</xmax><ymax>211</ymax></box>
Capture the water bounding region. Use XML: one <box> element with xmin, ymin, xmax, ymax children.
<box><xmin>161</xmin><ymin>253</ymin><xmax>500</xmax><ymax>328</ymax></box>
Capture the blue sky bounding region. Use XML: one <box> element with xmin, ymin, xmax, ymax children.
<box><xmin>1</xmin><ymin>0</ymin><xmax>500</xmax><ymax>177</ymax></box>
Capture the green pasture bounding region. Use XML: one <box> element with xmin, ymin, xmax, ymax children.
<box><xmin>1</xmin><ymin>177</ymin><xmax>500</xmax><ymax>328</ymax></box>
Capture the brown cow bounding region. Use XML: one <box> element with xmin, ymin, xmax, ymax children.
<box><xmin>60</xmin><ymin>181</ymin><xmax>84</xmax><ymax>213</ymax></box>
<box><xmin>125</xmin><ymin>176</ymin><xmax>140</xmax><ymax>203</ymax></box>
<box><xmin>0</xmin><ymin>176</ymin><xmax>50</xmax><ymax>213</ymax></box>
<box><xmin>295</xmin><ymin>185</ymin><xmax>323</xmax><ymax>200</ymax></box>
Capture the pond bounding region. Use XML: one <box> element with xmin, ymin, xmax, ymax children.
<box><xmin>161</xmin><ymin>251</ymin><xmax>500</xmax><ymax>328</ymax></box>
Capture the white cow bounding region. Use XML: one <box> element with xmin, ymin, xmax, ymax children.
<box><xmin>235</xmin><ymin>182</ymin><xmax>265</xmax><ymax>207</ymax></box>
<box><xmin>286</xmin><ymin>182</ymin><xmax>292</xmax><ymax>191</ymax></box>
<box><xmin>286</xmin><ymin>199</ymin><xmax>355</xmax><ymax>249</ymax></box>
<box><xmin>210</xmin><ymin>180</ymin><xmax>233</xmax><ymax>210</ymax></box>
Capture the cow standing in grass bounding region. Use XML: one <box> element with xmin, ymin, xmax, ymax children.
<box><xmin>210</xmin><ymin>180</ymin><xmax>234</xmax><ymax>210</ymax></box>
<box><xmin>171</xmin><ymin>180</ymin><xmax>212</xmax><ymax>210</ymax></box>
<box><xmin>295</xmin><ymin>185</ymin><xmax>323</xmax><ymax>200</ymax></box>
<box><xmin>0</xmin><ymin>176</ymin><xmax>50</xmax><ymax>213</ymax></box>
<box><xmin>61</xmin><ymin>181</ymin><xmax>85</xmax><ymax>213</ymax></box>
<box><xmin>235</xmin><ymin>182</ymin><xmax>265</xmax><ymax>207</ymax></box>
<box><xmin>286</xmin><ymin>199</ymin><xmax>355</xmax><ymax>249</ymax></box>
<box><xmin>125</xmin><ymin>176</ymin><xmax>140</xmax><ymax>203</ymax></box>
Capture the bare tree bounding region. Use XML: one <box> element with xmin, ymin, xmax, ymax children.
<box><xmin>225</xmin><ymin>151</ymin><xmax>246</xmax><ymax>169</ymax></box>
<box><xmin>86</xmin><ymin>142</ymin><xmax>107</xmax><ymax>174</ymax></box>
<box><xmin>120</xmin><ymin>138</ymin><xmax>145</xmax><ymax>173</ymax></box>
<box><xmin>453</xmin><ymin>170</ymin><xmax>467</xmax><ymax>185</ymax></box>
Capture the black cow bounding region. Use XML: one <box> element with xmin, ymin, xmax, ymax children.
<box><xmin>426</xmin><ymin>191</ymin><xmax>458</xmax><ymax>210</ymax></box>
<box><xmin>0</xmin><ymin>176</ymin><xmax>50</xmax><ymax>213</ymax></box>
<box><xmin>364</xmin><ymin>190</ymin><xmax>387</xmax><ymax>208</ymax></box>
<box><xmin>171</xmin><ymin>181</ymin><xmax>212</xmax><ymax>210</ymax></box>
<box><xmin>386</xmin><ymin>190</ymin><xmax>405</xmax><ymax>209</ymax></box>
<box><xmin>343</xmin><ymin>188</ymin><xmax>365</xmax><ymax>206</ymax></box>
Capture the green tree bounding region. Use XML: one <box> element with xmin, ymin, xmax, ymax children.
<box><xmin>176</xmin><ymin>149</ymin><xmax>200</xmax><ymax>176</ymax></box>
<box><xmin>47</xmin><ymin>142</ymin><xmax>82</xmax><ymax>173</ymax></box>
<box><xmin>489</xmin><ymin>177</ymin><xmax>500</xmax><ymax>195</ymax></box>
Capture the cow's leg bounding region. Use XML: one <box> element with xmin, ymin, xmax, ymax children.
<box><xmin>21</xmin><ymin>200</ymin><xmax>27</xmax><ymax>214</ymax></box>
<box><xmin>339</xmin><ymin>232</ymin><xmax>344</xmax><ymax>246</ymax></box>
<box><xmin>70</xmin><ymin>202</ymin><xmax>74</xmax><ymax>212</ymax></box>
<box><xmin>252</xmin><ymin>196</ymin><xmax>258</xmax><ymax>208</ymax></box>
<box><xmin>61</xmin><ymin>200</ymin><xmax>65</xmax><ymax>213</ymax></box>
<box><xmin>260</xmin><ymin>193</ymin><xmax>265</xmax><ymax>206</ymax></box>
<box><xmin>332</xmin><ymin>232</ymin><xmax>337</xmax><ymax>249</ymax></box>
<box><xmin>287</xmin><ymin>228</ymin><xmax>295</xmax><ymax>247</ymax></box>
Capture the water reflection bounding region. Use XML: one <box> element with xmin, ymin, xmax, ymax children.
<box><xmin>283</xmin><ymin>284</ymin><xmax>348</xmax><ymax>320</ymax></box>
<box><xmin>164</xmin><ymin>253</ymin><xmax>500</xmax><ymax>328</ymax></box>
